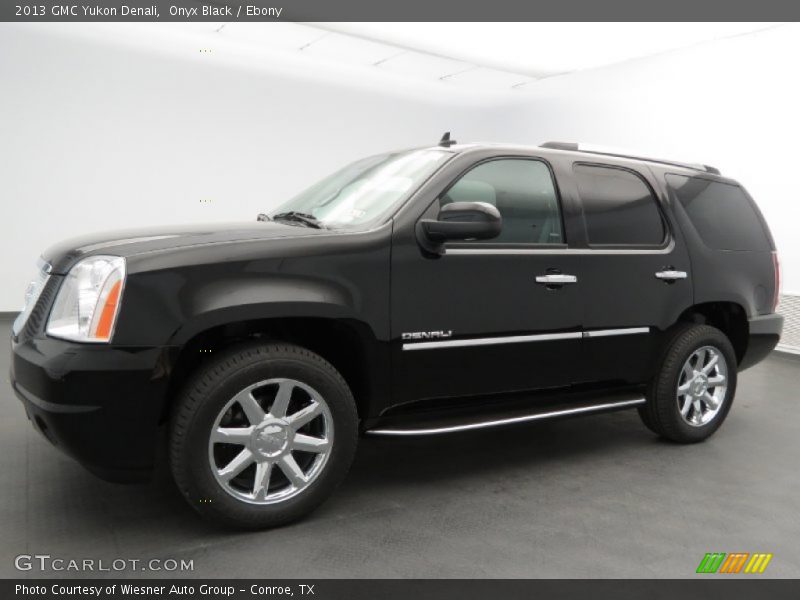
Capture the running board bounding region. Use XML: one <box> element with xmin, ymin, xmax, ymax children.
<box><xmin>366</xmin><ymin>397</ymin><xmax>645</xmax><ymax>436</ymax></box>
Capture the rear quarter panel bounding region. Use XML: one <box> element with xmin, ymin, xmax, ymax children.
<box><xmin>655</xmin><ymin>168</ymin><xmax>776</xmax><ymax>318</ymax></box>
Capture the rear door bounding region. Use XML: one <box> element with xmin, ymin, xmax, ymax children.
<box><xmin>562</xmin><ymin>162</ymin><xmax>693</xmax><ymax>385</ymax></box>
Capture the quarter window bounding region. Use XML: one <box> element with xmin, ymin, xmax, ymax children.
<box><xmin>666</xmin><ymin>175</ymin><xmax>771</xmax><ymax>251</ymax></box>
<box><xmin>440</xmin><ymin>159</ymin><xmax>564</xmax><ymax>244</ymax></box>
<box><xmin>574</xmin><ymin>164</ymin><xmax>666</xmax><ymax>246</ymax></box>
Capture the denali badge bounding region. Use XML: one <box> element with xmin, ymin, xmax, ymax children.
<box><xmin>402</xmin><ymin>330</ymin><xmax>454</xmax><ymax>341</ymax></box>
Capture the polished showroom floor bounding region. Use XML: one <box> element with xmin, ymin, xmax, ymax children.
<box><xmin>1</xmin><ymin>316</ymin><xmax>798</xmax><ymax>578</ymax></box>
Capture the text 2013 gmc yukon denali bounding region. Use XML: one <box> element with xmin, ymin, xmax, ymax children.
<box><xmin>10</xmin><ymin>136</ymin><xmax>783</xmax><ymax>528</ymax></box>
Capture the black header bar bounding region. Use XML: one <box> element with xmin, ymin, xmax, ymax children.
<box><xmin>4</xmin><ymin>579</ymin><xmax>800</xmax><ymax>600</ymax></box>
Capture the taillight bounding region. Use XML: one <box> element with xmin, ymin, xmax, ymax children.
<box><xmin>772</xmin><ymin>251</ymin><xmax>781</xmax><ymax>313</ymax></box>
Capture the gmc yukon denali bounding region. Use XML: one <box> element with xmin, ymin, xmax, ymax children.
<box><xmin>9</xmin><ymin>136</ymin><xmax>783</xmax><ymax>528</ymax></box>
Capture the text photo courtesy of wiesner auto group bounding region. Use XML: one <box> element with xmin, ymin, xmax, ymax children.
<box><xmin>1</xmin><ymin>2</ymin><xmax>799</xmax><ymax>599</ymax></box>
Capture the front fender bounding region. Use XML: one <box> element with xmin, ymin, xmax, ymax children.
<box><xmin>170</xmin><ymin>272</ymin><xmax>360</xmax><ymax>345</ymax></box>
<box><xmin>113</xmin><ymin>267</ymin><xmax>379</xmax><ymax>347</ymax></box>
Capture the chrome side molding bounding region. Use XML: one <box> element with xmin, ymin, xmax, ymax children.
<box><xmin>366</xmin><ymin>398</ymin><xmax>646</xmax><ymax>436</ymax></box>
<box><xmin>583</xmin><ymin>327</ymin><xmax>650</xmax><ymax>338</ymax></box>
<box><xmin>402</xmin><ymin>331</ymin><xmax>582</xmax><ymax>351</ymax></box>
<box><xmin>402</xmin><ymin>327</ymin><xmax>649</xmax><ymax>351</ymax></box>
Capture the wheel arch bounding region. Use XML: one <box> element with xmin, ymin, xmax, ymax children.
<box><xmin>677</xmin><ymin>301</ymin><xmax>749</xmax><ymax>364</ymax></box>
<box><xmin>161</xmin><ymin>316</ymin><xmax>387</xmax><ymax>426</ymax></box>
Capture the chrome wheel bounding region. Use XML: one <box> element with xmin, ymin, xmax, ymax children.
<box><xmin>676</xmin><ymin>346</ymin><xmax>728</xmax><ymax>427</ymax></box>
<box><xmin>208</xmin><ymin>378</ymin><xmax>334</xmax><ymax>505</ymax></box>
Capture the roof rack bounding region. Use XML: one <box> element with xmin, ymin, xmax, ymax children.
<box><xmin>539</xmin><ymin>141</ymin><xmax>720</xmax><ymax>175</ymax></box>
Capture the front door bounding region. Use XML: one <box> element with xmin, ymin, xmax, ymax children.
<box><xmin>390</xmin><ymin>156</ymin><xmax>583</xmax><ymax>405</ymax></box>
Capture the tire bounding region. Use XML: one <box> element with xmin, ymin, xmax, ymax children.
<box><xmin>169</xmin><ymin>342</ymin><xmax>358</xmax><ymax>529</ymax></box>
<box><xmin>639</xmin><ymin>324</ymin><xmax>737</xmax><ymax>444</ymax></box>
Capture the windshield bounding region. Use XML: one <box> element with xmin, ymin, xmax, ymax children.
<box><xmin>270</xmin><ymin>149</ymin><xmax>452</xmax><ymax>228</ymax></box>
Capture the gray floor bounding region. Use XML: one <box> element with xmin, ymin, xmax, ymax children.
<box><xmin>1</xmin><ymin>316</ymin><xmax>798</xmax><ymax>579</ymax></box>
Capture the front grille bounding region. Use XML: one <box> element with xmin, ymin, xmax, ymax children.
<box><xmin>20</xmin><ymin>275</ymin><xmax>61</xmax><ymax>341</ymax></box>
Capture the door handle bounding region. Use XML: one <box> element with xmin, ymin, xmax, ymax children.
<box><xmin>655</xmin><ymin>270</ymin><xmax>688</xmax><ymax>281</ymax></box>
<box><xmin>535</xmin><ymin>274</ymin><xmax>578</xmax><ymax>285</ymax></box>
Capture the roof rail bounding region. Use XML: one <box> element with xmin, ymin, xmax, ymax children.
<box><xmin>539</xmin><ymin>141</ymin><xmax>720</xmax><ymax>175</ymax></box>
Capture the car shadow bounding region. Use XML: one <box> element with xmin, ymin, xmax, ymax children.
<box><xmin>5</xmin><ymin>403</ymin><xmax>664</xmax><ymax>571</ymax></box>
<box><xmin>345</xmin><ymin>408</ymin><xmax>655</xmax><ymax>492</ymax></box>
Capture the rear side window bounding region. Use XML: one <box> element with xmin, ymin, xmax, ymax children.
<box><xmin>573</xmin><ymin>164</ymin><xmax>666</xmax><ymax>246</ymax></box>
<box><xmin>440</xmin><ymin>158</ymin><xmax>564</xmax><ymax>244</ymax></box>
<box><xmin>666</xmin><ymin>174</ymin><xmax>771</xmax><ymax>251</ymax></box>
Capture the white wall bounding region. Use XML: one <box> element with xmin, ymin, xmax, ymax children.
<box><xmin>499</xmin><ymin>24</ymin><xmax>800</xmax><ymax>294</ymax></box>
<box><xmin>0</xmin><ymin>24</ymin><xmax>514</xmax><ymax>311</ymax></box>
<box><xmin>2</xmin><ymin>23</ymin><xmax>799</xmax><ymax>312</ymax></box>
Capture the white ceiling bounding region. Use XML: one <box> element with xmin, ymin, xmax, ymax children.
<box><xmin>215</xmin><ymin>22</ymin><xmax>782</xmax><ymax>90</ymax></box>
<box><xmin>317</xmin><ymin>23</ymin><xmax>782</xmax><ymax>78</ymax></box>
<box><xmin>35</xmin><ymin>22</ymin><xmax>785</xmax><ymax>93</ymax></box>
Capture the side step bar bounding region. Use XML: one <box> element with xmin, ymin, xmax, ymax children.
<box><xmin>366</xmin><ymin>397</ymin><xmax>645</xmax><ymax>436</ymax></box>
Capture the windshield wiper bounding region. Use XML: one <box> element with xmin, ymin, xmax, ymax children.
<box><xmin>271</xmin><ymin>211</ymin><xmax>326</xmax><ymax>229</ymax></box>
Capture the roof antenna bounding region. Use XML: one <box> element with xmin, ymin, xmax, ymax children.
<box><xmin>438</xmin><ymin>131</ymin><xmax>456</xmax><ymax>148</ymax></box>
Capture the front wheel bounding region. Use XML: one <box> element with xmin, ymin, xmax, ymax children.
<box><xmin>169</xmin><ymin>342</ymin><xmax>358</xmax><ymax>529</ymax></box>
<box><xmin>639</xmin><ymin>324</ymin><xmax>737</xmax><ymax>443</ymax></box>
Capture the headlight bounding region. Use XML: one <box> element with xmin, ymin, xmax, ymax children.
<box><xmin>46</xmin><ymin>255</ymin><xmax>126</xmax><ymax>343</ymax></box>
<box><xmin>12</xmin><ymin>260</ymin><xmax>51</xmax><ymax>337</ymax></box>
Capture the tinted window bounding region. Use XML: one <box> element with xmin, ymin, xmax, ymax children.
<box><xmin>666</xmin><ymin>175</ymin><xmax>771</xmax><ymax>251</ymax></box>
<box><xmin>574</xmin><ymin>165</ymin><xmax>665</xmax><ymax>246</ymax></box>
<box><xmin>440</xmin><ymin>159</ymin><xmax>563</xmax><ymax>244</ymax></box>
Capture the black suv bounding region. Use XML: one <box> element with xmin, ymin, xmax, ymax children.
<box><xmin>10</xmin><ymin>136</ymin><xmax>783</xmax><ymax>528</ymax></box>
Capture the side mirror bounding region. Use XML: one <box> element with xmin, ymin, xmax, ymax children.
<box><xmin>418</xmin><ymin>201</ymin><xmax>502</xmax><ymax>254</ymax></box>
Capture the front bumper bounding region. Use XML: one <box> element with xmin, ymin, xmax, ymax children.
<box><xmin>740</xmin><ymin>313</ymin><xmax>783</xmax><ymax>371</ymax></box>
<box><xmin>10</xmin><ymin>335</ymin><xmax>175</xmax><ymax>482</ymax></box>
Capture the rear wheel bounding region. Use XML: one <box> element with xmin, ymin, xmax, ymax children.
<box><xmin>169</xmin><ymin>342</ymin><xmax>358</xmax><ymax>529</ymax></box>
<box><xmin>639</xmin><ymin>324</ymin><xmax>737</xmax><ymax>443</ymax></box>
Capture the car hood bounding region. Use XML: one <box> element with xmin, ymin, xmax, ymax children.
<box><xmin>42</xmin><ymin>221</ymin><xmax>329</xmax><ymax>274</ymax></box>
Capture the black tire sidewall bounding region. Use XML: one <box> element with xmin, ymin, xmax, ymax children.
<box><xmin>171</xmin><ymin>344</ymin><xmax>358</xmax><ymax>529</ymax></box>
<box><xmin>651</xmin><ymin>325</ymin><xmax>737</xmax><ymax>443</ymax></box>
